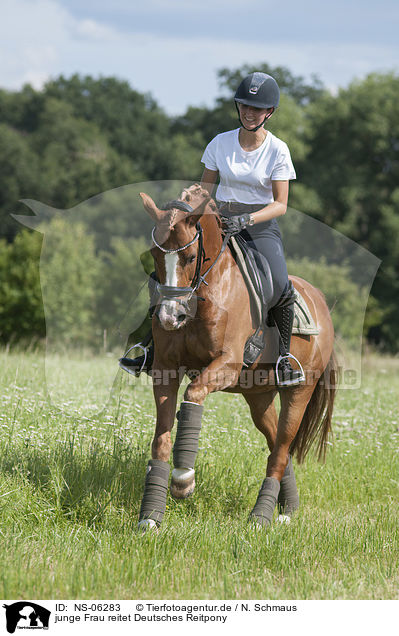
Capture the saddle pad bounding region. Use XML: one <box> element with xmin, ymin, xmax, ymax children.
<box><xmin>293</xmin><ymin>289</ymin><xmax>319</xmax><ymax>335</ymax></box>
<box><xmin>229</xmin><ymin>236</ymin><xmax>319</xmax><ymax>336</ymax></box>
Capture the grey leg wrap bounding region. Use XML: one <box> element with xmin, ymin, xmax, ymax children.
<box><xmin>139</xmin><ymin>459</ymin><xmax>170</xmax><ymax>525</ymax></box>
<box><xmin>173</xmin><ymin>402</ymin><xmax>204</xmax><ymax>469</ymax></box>
<box><xmin>250</xmin><ymin>477</ymin><xmax>280</xmax><ymax>527</ymax></box>
<box><xmin>277</xmin><ymin>454</ymin><xmax>299</xmax><ymax>515</ymax></box>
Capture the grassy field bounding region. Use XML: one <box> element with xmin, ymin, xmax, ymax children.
<box><xmin>0</xmin><ymin>348</ymin><xmax>398</xmax><ymax>600</ymax></box>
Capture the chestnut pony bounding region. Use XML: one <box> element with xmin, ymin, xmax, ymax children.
<box><xmin>137</xmin><ymin>184</ymin><xmax>337</xmax><ymax>530</ymax></box>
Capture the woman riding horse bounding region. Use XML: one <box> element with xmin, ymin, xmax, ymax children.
<box><xmin>134</xmin><ymin>184</ymin><xmax>336</xmax><ymax>530</ymax></box>
<box><xmin>119</xmin><ymin>74</ymin><xmax>337</xmax><ymax>531</ymax></box>
<box><xmin>123</xmin><ymin>72</ymin><xmax>304</xmax><ymax>387</ymax></box>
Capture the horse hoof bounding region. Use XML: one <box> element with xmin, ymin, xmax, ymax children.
<box><xmin>249</xmin><ymin>514</ymin><xmax>271</xmax><ymax>530</ymax></box>
<box><xmin>137</xmin><ymin>518</ymin><xmax>158</xmax><ymax>532</ymax></box>
<box><xmin>170</xmin><ymin>468</ymin><xmax>195</xmax><ymax>499</ymax></box>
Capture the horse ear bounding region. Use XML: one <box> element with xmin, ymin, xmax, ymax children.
<box><xmin>139</xmin><ymin>192</ymin><xmax>165</xmax><ymax>223</ymax></box>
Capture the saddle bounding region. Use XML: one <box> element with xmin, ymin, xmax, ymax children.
<box><xmin>228</xmin><ymin>236</ymin><xmax>319</xmax><ymax>367</ymax></box>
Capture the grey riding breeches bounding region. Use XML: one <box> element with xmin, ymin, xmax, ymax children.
<box><xmin>218</xmin><ymin>202</ymin><xmax>290</xmax><ymax>307</ymax></box>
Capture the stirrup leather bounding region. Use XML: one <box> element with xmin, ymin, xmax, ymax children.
<box><xmin>275</xmin><ymin>353</ymin><xmax>305</xmax><ymax>387</ymax></box>
<box><xmin>119</xmin><ymin>342</ymin><xmax>149</xmax><ymax>376</ymax></box>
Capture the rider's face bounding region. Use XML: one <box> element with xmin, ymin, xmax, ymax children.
<box><xmin>238</xmin><ymin>103</ymin><xmax>272</xmax><ymax>129</ymax></box>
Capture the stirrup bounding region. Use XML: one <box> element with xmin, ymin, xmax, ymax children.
<box><xmin>275</xmin><ymin>353</ymin><xmax>305</xmax><ymax>387</ymax></box>
<box><xmin>119</xmin><ymin>343</ymin><xmax>149</xmax><ymax>376</ymax></box>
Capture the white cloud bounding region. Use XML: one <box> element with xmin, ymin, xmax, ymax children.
<box><xmin>19</xmin><ymin>69</ymin><xmax>52</xmax><ymax>90</ymax></box>
<box><xmin>73</xmin><ymin>18</ymin><xmax>118</xmax><ymax>42</ymax></box>
<box><xmin>0</xmin><ymin>0</ymin><xmax>121</xmax><ymax>88</ymax></box>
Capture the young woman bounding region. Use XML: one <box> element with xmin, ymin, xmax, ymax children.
<box><xmin>200</xmin><ymin>72</ymin><xmax>304</xmax><ymax>386</ymax></box>
<box><xmin>121</xmin><ymin>72</ymin><xmax>303</xmax><ymax>386</ymax></box>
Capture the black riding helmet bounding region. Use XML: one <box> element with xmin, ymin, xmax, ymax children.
<box><xmin>234</xmin><ymin>72</ymin><xmax>280</xmax><ymax>132</ymax></box>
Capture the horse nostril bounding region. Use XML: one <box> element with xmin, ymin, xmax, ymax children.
<box><xmin>177</xmin><ymin>314</ymin><xmax>186</xmax><ymax>323</ymax></box>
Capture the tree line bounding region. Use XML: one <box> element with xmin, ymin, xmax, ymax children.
<box><xmin>0</xmin><ymin>65</ymin><xmax>398</xmax><ymax>350</ymax></box>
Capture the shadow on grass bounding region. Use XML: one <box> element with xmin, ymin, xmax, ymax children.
<box><xmin>0</xmin><ymin>435</ymin><xmax>151</xmax><ymax>526</ymax></box>
<box><xmin>0</xmin><ymin>438</ymin><xmax>263</xmax><ymax>527</ymax></box>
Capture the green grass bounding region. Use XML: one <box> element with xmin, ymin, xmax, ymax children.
<box><xmin>0</xmin><ymin>349</ymin><xmax>398</xmax><ymax>599</ymax></box>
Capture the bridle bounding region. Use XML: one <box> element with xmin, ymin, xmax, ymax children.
<box><xmin>151</xmin><ymin>199</ymin><xmax>230</xmax><ymax>306</ymax></box>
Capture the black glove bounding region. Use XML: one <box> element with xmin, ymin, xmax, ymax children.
<box><xmin>221</xmin><ymin>213</ymin><xmax>251</xmax><ymax>235</ymax></box>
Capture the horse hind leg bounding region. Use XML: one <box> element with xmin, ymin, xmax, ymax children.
<box><xmin>244</xmin><ymin>390</ymin><xmax>300</xmax><ymax>526</ymax></box>
<box><xmin>251</xmin><ymin>383</ymin><xmax>318</xmax><ymax>527</ymax></box>
<box><xmin>277</xmin><ymin>454</ymin><xmax>299</xmax><ymax>520</ymax></box>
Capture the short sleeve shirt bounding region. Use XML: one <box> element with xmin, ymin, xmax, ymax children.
<box><xmin>201</xmin><ymin>128</ymin><xmax>296</xmax><ymax>205</ymax></box>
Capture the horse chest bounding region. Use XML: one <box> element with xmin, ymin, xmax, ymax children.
<box><xmin>184</xmin><ymin>325</ymin><xmax>221</xmax><ymax>365</ymax></box>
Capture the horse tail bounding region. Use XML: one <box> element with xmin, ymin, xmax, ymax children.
<box><xmin>290</xmin><ymin>349</ymin><xmax>339</xmax><ymax>463</ymax></box>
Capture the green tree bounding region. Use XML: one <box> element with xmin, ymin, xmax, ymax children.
<box><xmin>0</xmin><ymin>125</ymin><xmax>40</xmax><ymax>241</ymax></box>
<box><xmin>0</xmin><ymin>84</ymin><xmax>45</xmax><ymax>133</ymax></box>
<box><xmin>302</xmin><ymin>72</ymin><xmax>399</xmax><ymax>347</ymax></box>
<box><xmin>43</xmin><ymin>75</ymin><xmax>172</xmax><ymax>179</ymax></box>
<box><xmin>31</xmin><ymin>97</ymin><xmax>141</xmax><ymax>209</ymax></box>
<box><xmin>287</xmin><ymin>257</ymin><xmax>381</xmax><ymax>347</ymax></box>
<box><xmin>0</xmin><ymin>230</ymin><xmax>44</xmax><ymax>343</ymax></box>
<box><xmin>96</xmin><ymin>236</ymin><xmax>153</xmax><ymax>350</ymax></box>
<box><xmin>39</xmin><ymin>217</ymin><xmax>100</xmax><ymax>346</ymax></box>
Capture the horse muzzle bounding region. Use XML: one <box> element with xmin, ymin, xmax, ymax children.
<box><xmin>155</xmin><ymin>289</ymin><xmax>198</xmax><ymax>331</ymax></box>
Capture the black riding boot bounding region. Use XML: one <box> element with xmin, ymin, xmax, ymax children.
<box><xmin>271</xmin><ymin>301</ymin><xmax>305</xmax><ymax>387</ymax></box>
<box><xmin>119</xmin><ymin>330</ymin><xmax>154</xmax><ymax>377</ymax></box>
<box><xmin>119</xmin><ymin>272</ymin><xmax>158</xmax><ymax>377</ymax></box>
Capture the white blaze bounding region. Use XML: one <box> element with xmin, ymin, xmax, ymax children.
<box><xmin>158</xmin><ymin>252</ymin><xmax>181</xmax><ymax>328</ymax></box>
<box><xmin>165</xmin><ymin>253</ymin><xmax>179</xmax><ymax>286</ymax></box>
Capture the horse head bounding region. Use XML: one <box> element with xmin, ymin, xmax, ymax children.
<box><xmin>140</xmin><ymin>184</ymin><xmax>219</xmax><ymax>331</ymax></box>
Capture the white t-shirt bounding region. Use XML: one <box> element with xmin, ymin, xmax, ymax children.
<box><xmin>201</xmin><ymin>128</ymin><xmax>296</xmax><ymax>205</ymax></box>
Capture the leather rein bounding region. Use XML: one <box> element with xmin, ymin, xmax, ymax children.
<box><xmin>151</xmin><ymin>199</ymin><xmax>230</xmax><ymax>303</ymax></box>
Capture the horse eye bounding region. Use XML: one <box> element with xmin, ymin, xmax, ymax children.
<box><xmin>187</xmin><ymin>254</ymin><xmax>196</xmax><ymax>264</ymax></box>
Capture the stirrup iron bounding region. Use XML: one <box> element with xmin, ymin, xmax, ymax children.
<box><xmin>119</xmin><ymin>343</ymin><xmax>148</xmax><ymax>376</ymax></box>
<box><xmin>275</xmin><ymin>353</ymin><xmax>305</xmax><ymax>387</ymax></box>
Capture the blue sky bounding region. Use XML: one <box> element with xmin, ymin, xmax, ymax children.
<box><xmin>1</xmin><ymin>0</ymin><xmax>398</xmax><ymax>114</ymax></box>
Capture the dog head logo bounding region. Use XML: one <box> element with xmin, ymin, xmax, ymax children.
<box><xmin>3</xmin><ymin>602</ymin><xmax>51</xmax><ymax>633</ymax></box>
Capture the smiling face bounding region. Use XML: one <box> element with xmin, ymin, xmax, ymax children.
<box><xmin>237</xmin><ymin>103</ymin><xmax>273</xmax><ymax>130</ymax></box>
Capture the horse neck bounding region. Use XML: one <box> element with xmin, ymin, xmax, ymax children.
<box><xmin>200</xmin><ymin>213</ymin><xmax>231</xmax><ymax>279</ymax></box>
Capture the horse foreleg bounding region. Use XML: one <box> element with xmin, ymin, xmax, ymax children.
<box><xmin>138</xmin><ymin>375</ymin><xmax>180</xmax><ymax>530</ymax></box>
<box><xmin>171</xmin><ymin>354</ymin><xmax>242</xmax><ymax>499</ymax></box>
<box><xmin>185</xmin><ymin>355</ymin><xmax>242</xmax><ymax>404</ymax></box>
<box><xmin>170</xmin><ymin>400</ymin><xmax>203</xmax><ymax>498</ymax></box>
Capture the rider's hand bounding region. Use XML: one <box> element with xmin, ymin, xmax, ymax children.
<box><xmin>221</xmin><ymin>213</ymin><xmax>251</xmax><ymax>235</ymax></box>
